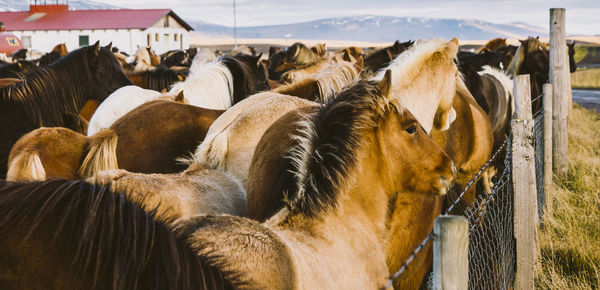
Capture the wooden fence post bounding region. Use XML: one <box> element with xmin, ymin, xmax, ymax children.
<box><xmin>550</xmin><ymin>8</ymin><xmax>568</xmax><ymax>175</ymax></box>
<box><xmin>433</xmin><ymin>215</ymin><xmax>468</xmax><ymax>290</ymax></box>
<box><xmin>543</xmin><ymin>84</ymin><xmax>553</xmax><ymax>216</ymax></box>
<box><xmin>512</xmin><ymin>75</ymin><xmax>539</xmax><ymax>290</ymax></box>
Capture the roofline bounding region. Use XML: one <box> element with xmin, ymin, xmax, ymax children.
<box><xmin>167</xmin><ymin>10</ymin><xmax>194</xmax><ymax>31</ymax></box>
<box><xmin>0</xmin><ymin>8</ymin><xmax>194</xmax><ymax>31</ymax></box>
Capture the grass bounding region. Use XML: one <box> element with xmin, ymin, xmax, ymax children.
<box><xmin>536</xmin><ymin>104</ymin><xmax>600</xmax><ymax>289</ymax></box>
<box><xmin>571</xmin><ymin>68</ymin><xmax>600</xmax><ymax>89</ymax></box>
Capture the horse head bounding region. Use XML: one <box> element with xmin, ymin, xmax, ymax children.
<box><xmin>86</xmin><ymin>41</ymin><xmax>133</xmax><ymax>101</ymax></box>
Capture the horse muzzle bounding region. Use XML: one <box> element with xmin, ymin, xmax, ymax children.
<box><xmin>434</xmin><ymin>161</ymin><xmax>457</xmax><ymax>196</ymax></box>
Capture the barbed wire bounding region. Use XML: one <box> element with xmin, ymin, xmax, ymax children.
<box><xmin>382</xmin><ymin>135</ymin><xmax>511</xmax><ymax>288</ymax></box>
<box><xmin>531</xmin><ymin>93</ymin><xmax>544</xmax><ymax>105</ymax></box>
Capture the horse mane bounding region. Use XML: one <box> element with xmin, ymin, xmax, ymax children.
<box><xmin>144</xmin><ymin>67</ymin><xmax>186</xmax><ymax>92</ymax></box>
<box><xmin>221</xmin><ymin>54</ymin><xmax>263</xmax><ymax>103</ymax></box>
<box><xmin>281</xmin><ymin>80</ymin><xmax>400</xmax><ymax>217</ymax></box>
<box><xmin>0</xmin><ymin>60</ymin><xmax>38</xmax><ymax>78</ymax></box>
<box><xmin>0</xmin><ymin>179</ymin><xmax>236</xmax><ymax>289</ymax></box>
<box><xmin>506</xmin><ymin>37</ymin><xmax>546</xmax><ymax>75</ymax></box>
<box><xmin>169</xmin><ymin>59</ymin><xmax>234</xmax><ymax>109</ymax></box>
<box><xmin>0</xmin><ymin>46</ymin><xmax>99</xmax><ymax>127</ymax></box>
<box><xmin>480</xmin><ymin>65</ymin><xmax>514</xmax><ymax>111</ymax></box>
<box><xmin>374</xmin><ymin>38</ymin><xmax>457</xmax><ymax>132</ymax></box>
<box><xmin>273</xmin><ymin>61</ymin><xmax>359</xmax><ymax>102</ymax></box>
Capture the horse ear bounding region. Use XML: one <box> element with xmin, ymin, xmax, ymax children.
<box><xmin>177</xmin><ymin>74</ymin><xmax>184</xmax><ymax>81</ymax></box>
<box><xmin>175</xmin><ymin>90</ymin><xmax>185</xmax><ymax>102</ymax></box>
<box><xmin>385</xmin><ymin>48</ymin><xmax>394</xmax><ymax>61</ymax></box>
<box><xmin>256</xmin><ymin>53</ymin><xmax>263</xmax><ymax>64</ymax></box>
<box><xmin>93</xmin><ymin>41</ymin><xmax>101</xmax><ymax>57</ymax></box>
<box><xmin>104</xmin><ymin>42</ymin><xmax>113</xmax><ymax>51</ymax></box>
<box><xmin>342</xmin><ymin>50</ymin><xmax>352</xmax><ymax>62</ymax></box>
<box><xmin>378</xmin><ymin>69</ymin><xmax>392</xmax><ymax>100</ymax></box>
<box><xmin>17</xmin><ymin>61</ymin><xmax>22</xmax><ymax>69</ymax></box>
<box><xmin>446</xmin><ymin>38</ymin><xmax>459</xmax><ymax>57</ymax></box>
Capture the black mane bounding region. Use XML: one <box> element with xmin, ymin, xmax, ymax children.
<box><xmin>0</xmin><ymin>179</ymin><xmax>234</xmax><ymax>290</ymax></box>
<box><xmin>279</xmin><ymin>80</ymin><xmax>392</xmax><ymax>217</ymax></box>
<box><xmin>143</xmin><ymin>67</ymin><xmax>187</xmax><ymax>92</ymax></box>
<box><xmin>221</xmin><ymin>54</ymin><xmax>269</xmax><ymax>104</ymax></box>
<box><xmin>0</xmin><ymin>60</ymin><xmax>38</xmax><ymax>79</ymax></box>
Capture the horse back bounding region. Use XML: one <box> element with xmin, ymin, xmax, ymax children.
<box><xmin>111</xmin><ymin>101</ymin><xmax>223</xmax><ymax>174</ymax></box>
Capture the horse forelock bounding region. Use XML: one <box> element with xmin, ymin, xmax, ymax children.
<box><xmin>0</xmin><ymin>179</ymin><xmax>235</xmax><ymax>289</ymax></box>
<box><xmin>374</xmin><ymin>38</ymin><xmax>456</xmax><ymax>132</ymax></box>
<box><xmin>283</xmin><ymin>80</ymin><xmax>395</xmax><ymax>218</ymax></box>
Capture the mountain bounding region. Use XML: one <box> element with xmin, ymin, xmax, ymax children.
<box><xmin>189</xmin><ymin>15</ymin><xmax>548</xmax><ymax>41</ymax></box>
<box><xmin>0</xmin><ymin>0</ymin><xmax>119</xmax><ymax>12</ymax></box>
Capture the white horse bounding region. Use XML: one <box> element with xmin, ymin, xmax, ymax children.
<box><xmin>87</xmin><ymin>86</ymin><xmax>182</xmax><ymax>136</ymax></box>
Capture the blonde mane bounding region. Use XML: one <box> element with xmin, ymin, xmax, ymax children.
<box><xmin>480</xmin><ymin>65</ymin><xmax>514</xmax><ymax>111</ymax></box>
<box><xmin>78</xmin><ymin>129</ymin><xmax>119</xmax><ymax>178</ymax></box>
<box><xmin>169</xmin><ymin>59</ymin><xmax>234</xmax><ymax>109</ymax></box>
<box><xmin>374</xmin><ymin>38</ymin><xmax>458</xmax><ymax>133</ymax></box>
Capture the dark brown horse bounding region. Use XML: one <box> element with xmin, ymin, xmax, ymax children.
<box><xmin>0</xmin><ymin>60</ymin><xmax>38</xmax><ymax>79</ymax></box>
<box><xmin>0</xmin><ymin>42</ymin><xmax>132</xmax><ymax>178</ymax></box>
<box><xmin>363</xmin><ymin>40</ymin><xmax>414</xmax><ymax>75</ymax></box>
<box><xmin>0</xmin><ymin>179</ymin><xmax>234</xmax><ymax>289</ymax></box>
<box><xmin>7</xmin><ymin>101</ymin><xmax>223</xmax><ymax>181</ymax></box>
<box><xmin>128</xmin><ymin>67</ymin><xmax>187</xmax><ymax>91</ymax></box>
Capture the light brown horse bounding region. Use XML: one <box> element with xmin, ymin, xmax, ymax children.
<box><xmin>7</xmin><ymin>101</ymin><xmax>223</xmax><ymax>181</ymax></box>
<box><xmin>280</xmin><ymin>50</ymin><xmax>361</xmax><ymax>83</ymax></box>
<box><xmin>477</xmin><ymin>37</ymin><xmax>507</xmax><ymax>53</ymax></box>
<box><xmin>272</xmin><ymin>56</ymin><xmax>362</xmax><ymax>101</ymax></box>
<box><xmin>51</xmin><ymin>43</ymin><xmax>69</xmax><ymax>56</ymax></box>
<box><xmin>178</xmin><ymin>76</ymin><xmax>455</xmax><ymax>289</ymax></box>
<box><xmin>189</xmin><ymin>92</ymin><xmax>317</xmax><ymax>187</ymax></box>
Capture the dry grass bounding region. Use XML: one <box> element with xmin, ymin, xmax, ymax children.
<box><xmin>536</xmin><ymin>104</ymin><xmax>600</xmax><ymax>289</ymax></box>
<box><xmin>571</xmin><ymin>68</ymin><xmax>600</xmax><ymax>89</ymax></box>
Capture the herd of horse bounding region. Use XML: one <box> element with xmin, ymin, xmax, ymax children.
<box><xmin>0</xmin><ymin>36</ymin><xmax>576</xmax><ymax>289</ymax></box>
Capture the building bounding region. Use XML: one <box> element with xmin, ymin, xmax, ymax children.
<box><xmin>0</xmin><ymin>0</ymin><xmax>194</xmax><ymax>55</ymax></box>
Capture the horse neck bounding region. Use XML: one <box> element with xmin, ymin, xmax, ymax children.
<box><xmin>277</xmin><ymin>136</ymin><xmax>390</xmax><ymax>242</ymax></box>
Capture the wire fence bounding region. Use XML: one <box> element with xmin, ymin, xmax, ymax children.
<box><xmin>384</xmin><ymin>92</ymin><xmax>546</xmax><ymax>289</ymax></box>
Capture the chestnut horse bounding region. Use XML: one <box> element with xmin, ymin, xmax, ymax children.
<box><xmin>7</xmin><ymin>101</ymin><xmax>223</xmax><ymax>182</ymax></box>
<box><xmin>0</xmin><ymin>179</ymin><xmax>234</xmax><ymax>289</ymax></box>
<box><xmin>0</xmin><ymin>42</ymin><xmax>132</xmax><ymax>178</ymax></box>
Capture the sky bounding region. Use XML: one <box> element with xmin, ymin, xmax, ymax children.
<box><xmin>100</xmin><ymin>0</ymin><xmax>598</xmax><ymax>35</ymax></box>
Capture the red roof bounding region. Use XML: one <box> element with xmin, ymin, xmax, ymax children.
<box><xmin>0</xmin><ymin>8</ymin><xmax>193</xmax><ymax>31</ymax></box>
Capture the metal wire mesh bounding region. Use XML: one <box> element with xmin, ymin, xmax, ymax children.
<box><xmin>463</xmin><ymin>142</ymin><xmax>515</xmax><ymax>289</ymax></box>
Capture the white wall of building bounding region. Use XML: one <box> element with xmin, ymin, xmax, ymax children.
<box><xmin>11</xmin><ymin>24</ymin><xmax>190</xmax><ymax>55</ymax></box>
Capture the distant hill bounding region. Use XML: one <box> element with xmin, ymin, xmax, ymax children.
<box><xmin>190</xmin><ymin>15</ymin><xmax>547</xmax><ymax>42</ymax></box>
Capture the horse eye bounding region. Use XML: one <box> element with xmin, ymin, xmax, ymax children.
<box><xmin>405</xmin><ymin>125</ymin><xmax>416</xmax><ymax>134</ymax></box>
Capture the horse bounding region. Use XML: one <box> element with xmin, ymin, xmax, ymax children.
<box><xmin>7</xmin><ymin>101</ymin><xmax>223</xmax><ymax>182</ymax></box>
<box><xmin>458</xmin><ymin>48</ymin><xmax>512</xmax><ymax>71</ymax></box>
<box><xmin>9</xmin><ymin>48</ymin><xmax>28</xmax><ymax>61</ymax></box>
<box><xmin>230</xmin><ymin>45</ymin><xmax>256</xmax><ymax>56</ymax></box>
<box><xmin>0</xmin><ymin>41</ymin><xmax>132</xmax><ymax>178</ymax></box>
<box><xmin>89</xmin><ymin>163</ymin><xmax>247</xmax><ymax>223</ymax></box>
<box><xmin>0</xmin><ymin>60</ymin><xmax>39</xmax><ymax>79</ymax></box>
<box><xmin>310</xmin><ymin>43</ymin><xmax>327</xmax><ymax>57</ymax></box>
<box><xmin>272</xmin><ymin>57</ymin><xmax>362</xmax><ymax>102</ymax></box>
<box><xmin>477</xmin><ymin>37</ymin><xmax>507</xmax><ymax>53</ymax></box>
<box><xmin>506</xmin><ymin>37</ymin><xmax>557</xmax><ymax>113</ymax></box>
<box><xmin>280</xmin><ymin>50</ymin><xmax>362</xmax><ymax>84</ymax></box>
<box><xmin>180</xmin><ymin>75</ymin><xmax>455</xmax><ymax>289</ymax></box>
<box><xmin>0</xmin><ymin>179</ymin><xmax>235</xmax><ymax>289</ymax></box>
<box><xmin>37</xmin><ymin>43</ymin><xmax>69</xmax><ymax>66</ymax></box>
<box><xmin>363</xmin><ymin>40</ymin><xmax>414</xmax><ymax>75</ymax></box>
<box><xmin>267</xmin><ymin>42</ymin><xmax>326</xmax><ymax>80</ymax></box>
<box><xmin>133</xmin><ymin>46</ymin><xmax>160</xmax><ymax>72</ymax></box>
<box><xmin>127</xmin><ymin>67</ymin><xmax>187</xmax><ymax>91</ymax></box>
<box><xmin>188</xmin><ymin>93</ymin><xmax>316</xmax><ymax>187</ymax></box>
<box><xmin>169</xmin><ymin>54</ymin><xmax>270</xmax><ymax>109</ymax></box>
<box><xmin>87</xmin><ymin>85</ymin><xmax>185</xmax><ymax>136</ymax></box>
